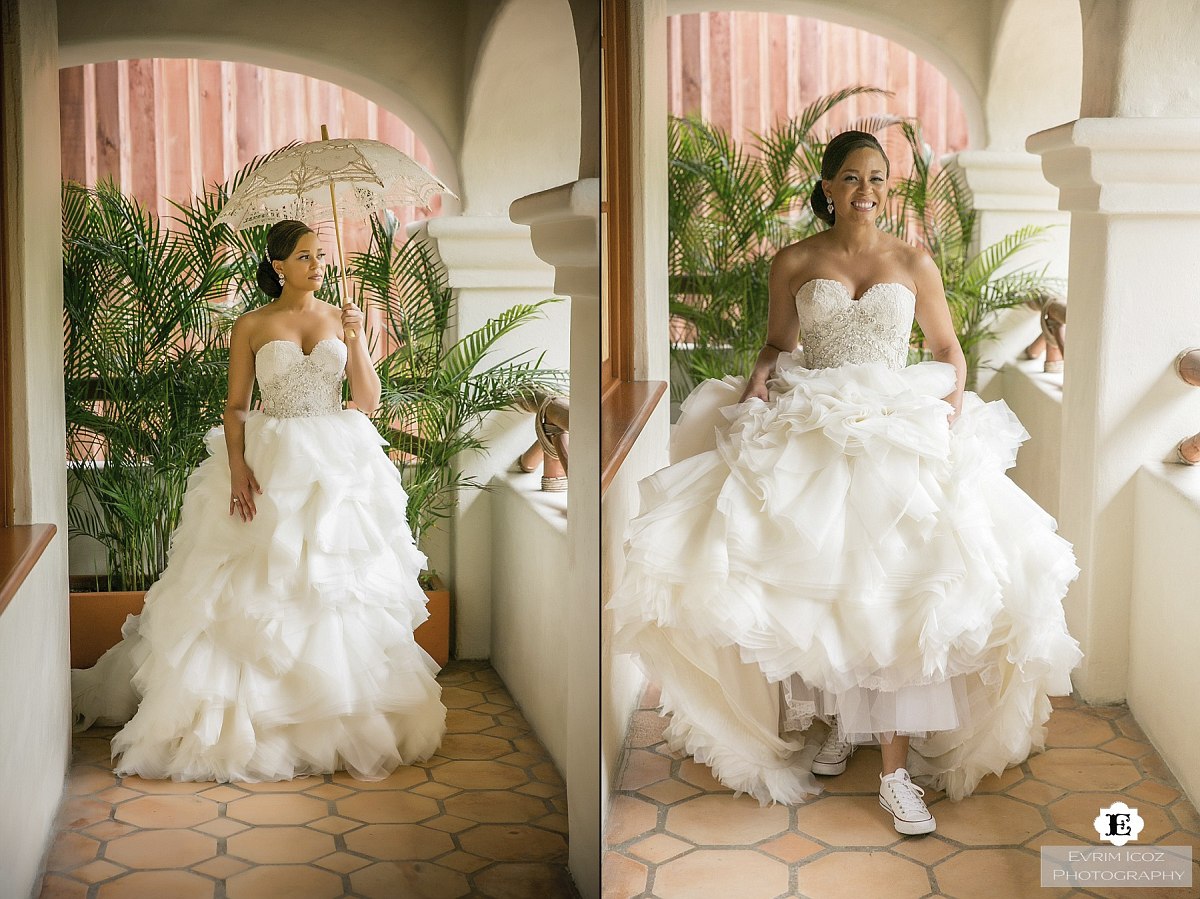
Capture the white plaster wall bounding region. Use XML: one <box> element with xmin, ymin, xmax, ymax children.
<box><xmin>0</xmin><ymin>0</ymin><xmax>72</xmax><ymax>895</ymax></box>
<box><xmin>981</xmin><ymin>361</ymin><xmax>1065</xmax><ymax>520</ymax></box>
<box><xmin>1030</xmin><ymin>119</ymin><xmax>1200</xmax><ymax>702</ymax></box>
<box><xmin>987</xmin><ymin>0</ymin><xmax>1082</xmax><ymax>151</ymax></box>
<box><xmin>435</xmin><ymin>0</ymin><xmax>581</xmax><ymax>659</ymax></box>
<box><xmin>1079</xmin><ymin>0</ymin><xmax>1200</xmax><ymax>119</ymax></box>
<box><xmin>489</xmin><ymin>475</ymin><xmax>569</xmax><ymax>769</ymax></box>
<box><xmin>1130</xmin><ymin>466</ymin><xmax>1200</xmax><ymax>805</ymax></box>
<box><xmin>510</xmin><ymin>175</ymin><xmax>601</xmax><ymax>896</ymax></box>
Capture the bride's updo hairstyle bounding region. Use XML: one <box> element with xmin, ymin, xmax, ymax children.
<box><xmin>810</xmin><ymin>131</ymin><xmax>890</xmax><ymax>227</ymax></box>
<box><xmin>256</xmin><ymin>219</ymin><xmax>315</xmax><ymax>298</ymax></box>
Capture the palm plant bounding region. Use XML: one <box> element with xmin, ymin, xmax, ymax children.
<box><xmin>668</xmin><ymin>91</ymin><xmax>1059</xmax><ymax>396</ymax></box>
<box><xmin>64</xmin><ymin>166</ymin><xmax>562</xmax><ymax>589</ymax></box>
<box><xmin>351</xmin><ymin>213</ymin><xmax>565</xmax><ymax>540</ymax></box>
<box><xmin>63</xmin><ymin>179</ymin><xmax>233</xmax><ymax>590</ymax></box>
<box><xmin>886</xmin><ymin>120</ymin><xmax>1058</xmax><ymax>387</ymax></box>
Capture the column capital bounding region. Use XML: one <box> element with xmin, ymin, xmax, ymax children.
<box><xmin>423</xmin><ymin>215</ymin><xmax>554</xmax><ymax>290</ymax></box>
<box><xmin>948</xmin><ymin>150</ymin><xmax>1060</xmax><ymax>212</ymax></box>
<box><xmin>510</xmin><ymin>178</ymin><xmax>600</xmax><ymax>299</ymax></box>
<box><xmin>1027</xmin><ymin>118</ymin><xmax>1200</xmax><ymax>214</ymax></box>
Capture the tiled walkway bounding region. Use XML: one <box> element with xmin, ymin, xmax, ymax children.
<box><xmin>604</xmin><ymin>686</ymin><xmax>1200</xmax><ymax>899</ymax></box>
<box><xmin>38</xmin><ymin>661</ymin><xmax>578</xmax><ymax>899</ymax></box>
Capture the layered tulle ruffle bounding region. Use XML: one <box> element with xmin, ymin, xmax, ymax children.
<box><xmin>611</xmin><ymin>356</ymin><xmax>1082</xmax><ymax>805</ymax></box>
<box><xmin>72</xmin><ymin>408</ymin><xmax>446</xmax><ymax>783</ymax></box>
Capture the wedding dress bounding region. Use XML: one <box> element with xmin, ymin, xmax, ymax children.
<box><xmin>609</xmin><ymin>280</ymin><xmax>1083</xmax><ymax>806</ymax></box>
<box><xmin>71</xmin><ymin>337</ymin><xmax>446</xmax><ymax>782</ymax></box>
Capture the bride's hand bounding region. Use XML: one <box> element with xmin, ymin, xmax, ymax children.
<box><xmin>229</xmin><ymin>462</ymin><xmax>262</xmax><ymax>523</ymax></box>
<box><xmin>739</xmin><ymin>378</ymin><xmax>769</xmax><ymax>404</ymax></box>
<box><xmin>341</xmin><ymin>302</ymin><xmax>365</xmax><ymax>341</ymax></box>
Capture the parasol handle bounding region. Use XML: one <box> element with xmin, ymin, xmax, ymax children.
<box><xmin>321</xmin><ymin>124</ymin><xmax>355</xmax><ymax>340</ymax></box>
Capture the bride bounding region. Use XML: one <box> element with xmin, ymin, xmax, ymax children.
<box><xmin>71</xmin><ymin>219</ymin><xmax>447</xmax><ymax>783</ymax></box>
<box><xmin>609</xmin><ymin>131</ymin><xmax>1083</xmax><ymax>834</ymax></box>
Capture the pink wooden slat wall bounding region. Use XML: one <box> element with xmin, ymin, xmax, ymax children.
<box><xmin>668</xmin><ymin>12</ymin><xmax>970</xmax><ymax>173</ymax></box>
<box><xmin>58</xmin><ymin>59</ymin><xmax>442</xmax><ymax>257</ymax></box>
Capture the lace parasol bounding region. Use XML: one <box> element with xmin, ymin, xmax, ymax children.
<box><xmin>213</xmin><ymin>137</ymin><xmax>456</xmax><ymax>232</ymax></box>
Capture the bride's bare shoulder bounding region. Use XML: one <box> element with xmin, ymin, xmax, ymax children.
<box><xmin>772</xmin><ymin>233</ymin><xmax>826</xmax><ymax>271</ymax></box>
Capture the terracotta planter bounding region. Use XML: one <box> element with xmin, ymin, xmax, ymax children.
<box><xmin>69</xmin><ymin>575</ymin><xmax>453</xmax><ymax>669</ymax></box>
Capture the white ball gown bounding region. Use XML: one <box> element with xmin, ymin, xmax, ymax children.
<box><xmin>71</xmin><ymin>337</ymin><xmax>447</xmax><ymax>782</ymax></box>
<box><xmin>609</xmin><ymin>280</ymin><xmax>1083</xmax><ymax>806</ymax></box>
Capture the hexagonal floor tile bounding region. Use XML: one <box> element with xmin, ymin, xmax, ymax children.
<box><xmin>457</xmin><ymin>825</ymin><xmax>568</xmax><ymax>863</ymax></box>
<box><xmin>935</xmin><ymin>847</ymin><xmax>1072</xmax><ymax>899</ymax></box>
<box><xmin>432</xmin><ymin>760</ymin><xmax>529</xmax><ymax>790</ymax></box>
<box><xmin>114</xmin><ymin>795</ymin><xmax>218</xmax><ymax>829</ymax></box>
<box><xmin>929</xmin><ymin>794</ymin><xmax>1046</xmax><ymax>845</ymax></box>
<box><xmin>1027</xmin><ymin>747</ymin><xmax>1141</xmax><ymax>791</ymax></box>
<box><xmin>95</xmin><ymin>870</ymin><xmax>215</xmax><ymax>899</ymax></box>
<box><xmin>442</xmin><ymin>790</ymin><xmax>549</xmax><ymax>824</ymax></box>
<box><xmin>225</xmin><ymin>825</ymin><xmax>336</xmax><ymax>863</ymax></box>
<box><xmin>223</xmin><ymin>793</ymin><xmax>327</xmax><ymax>825</ymax></box>
<box><xmin>664</xmin><ymin>794</ymin><xmax>788</xmax><ymax>846</ymax></box>
<box><xmin>792</xmin><ymin>795</ymin><xmax>902</xmax><ymax>847</ymax></box>
<box><xmin>225</xmin><ymin>863</ymin><xmax>344</xmax><ymax>899</ymax></box>
<box><xmin>335</xmin><ymin>790</ymin><xmax>440</xmax><ymax>825</ymax></box>
<box><xmin>796</xmin><ymin>850</ymin><xmax>932</xmax><ymax>899</ymax></box>
<box><xmin>343</xmin><ymin>823</ymin><xmax>455</xmax><ymax>861</ymax></box>
<box><xmin>104</xmin><ymin>829</ymin><xmax>217</xmax><ymax>868</ymax></box>
<box><xmin>654</xmin><ymin>849</ymin><xmax>789</xmax><ymax>899</ymax></box>
<box><xmin>350</xmin><ymin>861</ymin><xmax>471</xmax><ymax>899</ymax></box>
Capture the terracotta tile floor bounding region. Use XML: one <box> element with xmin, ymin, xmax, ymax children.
<box><xmin>604</xmin><ymin>687</ymin><xmax>1200</xmax><ymax>899</ymax></box>
<box><xmin>38</xmin><ymin>661</ymin><xmax>579</xmax><ymax>899</ymax></box>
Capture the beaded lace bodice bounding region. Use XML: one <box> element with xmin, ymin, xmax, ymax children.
<box><xmin>255</xmin><ymin>339</ymin><xmax>345</xmax><ymax>418</ymax></box>
<box><xmin>795</xmin><ymin>280</ymin><xmax>915</xmax><ymax>371</ymax></box>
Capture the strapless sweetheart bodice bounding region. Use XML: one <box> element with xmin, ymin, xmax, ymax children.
<box><xmin>795</xmin><ymin>279</ymin><xmax>916</xmax><ymax>371</ymax></box>
<box><xmin>254</xmin><ymin>338</ymin><xmax>346</xmax><ymax>418</ymax></box>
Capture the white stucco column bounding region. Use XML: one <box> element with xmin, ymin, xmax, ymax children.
<box><xmin>947</xmin><ymin>150</ymin><xmax>1072</xmax><ymax>386</ymax></box>
<box><xmin>423</xmin><ymin>215</ymin><xmax>566</xmax><ymax>659</ymax></box>
<box><xmin>511</xmin><ymin>178</ymin><xmax>600</xmax><ymax>899</ymax></box>
<box><xmin>1027</xmin><ymin>118</ymin><xmax>1200</xmax><ymax>702</ymax></box>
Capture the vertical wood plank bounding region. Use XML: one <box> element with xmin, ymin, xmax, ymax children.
<box><xmin>59</xmin><ymin>67</ymin><xmax>87</xmax><ymax>185</ymax></box>
<box><xmin>126</xmin><ymin>58</ymin><xmax>158</xmax><ymax>211</ymax></box>
<box><xmin>93</xmin><ymin>62</ymin><xmax>122</xmax><ymax>187</ymax></box>
<box><xmin>82</xmin><ymin>64</ymin><xmax>98</xmax><ymax>184</ymax></box>
<box><xmin>679</xmin><ymin>12</ymin><xmax>702</xmax><ymax>117</ymax></box>
<box><xmin>159</xmin><ymin>58</ymin><xmax>192</xmax><ymax>215</ymax></box>
<box><xmin>235</xmin><ymin>63</ymin><xmax>265</xmax><ymax>166</ymax></box>
<box><xmin>766</xmin><ymin>14</ymin><xmax>787</xmax><ymax>131</ymax></box>
<box><xmin>707</xmin><ymin>12</ymin><xmax>732</xmax><ymax>134</ymax></box>
<box><xmin>197</xmin><ymin>60</ymin><xmax>225</xmax><ymax>193</ymax></box>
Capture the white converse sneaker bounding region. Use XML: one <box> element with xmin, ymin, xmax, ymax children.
<box><xmin>878</xmin><ymin>768</ymin><xmax>936</xmax><ymax>835</ymax></box>
<box><xmin>811</xmin><ymin>731</ymin><xmax>855</xmax><ymax>775</ymax></box>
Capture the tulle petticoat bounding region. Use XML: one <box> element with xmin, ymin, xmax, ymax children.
<box><xmin>610</xmin><ymin>356</ymin><xmax>1083</xmax><ymax>805</ymax></box>
<box><xmin>71</xmin><ymin>408</ymin><xmax>447</xmax><ymax>783</ymax></box>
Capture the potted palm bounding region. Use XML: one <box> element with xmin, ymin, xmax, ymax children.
<box><xmin>64</xmin><ymin>162</ymin><xmax>564</xmax><ymax>670</ymax></box>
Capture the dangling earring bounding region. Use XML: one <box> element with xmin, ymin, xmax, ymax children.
<box><xmin>277</xmin><ymin>272</ymin><xmax>285</xmax><ymax>286</ymax></box>
<box><xmin>826</xmin><ymin>196</ymin><xmax>835</xmax><ymax>216</ymax></box>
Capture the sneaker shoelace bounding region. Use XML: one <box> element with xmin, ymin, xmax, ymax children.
<box><xmin>821</xmin><ymin>735</ymin><xmax>850</xmax><ymax>755</ymax></box>
<box><xmin>884</xmin><ymin>777</ymin><xmax>928</xmax><ymax>817</ymax></box>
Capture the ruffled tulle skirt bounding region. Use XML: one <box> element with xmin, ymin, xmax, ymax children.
<box><xmin>610</xmin><ymin>356</ymin><xmax>1082</xmax><ymax>805</ymax></box>
<box><xmin>71</xmin><ymin>408</ymin><xmax>447</xmax><ymax>782</ymax></box>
